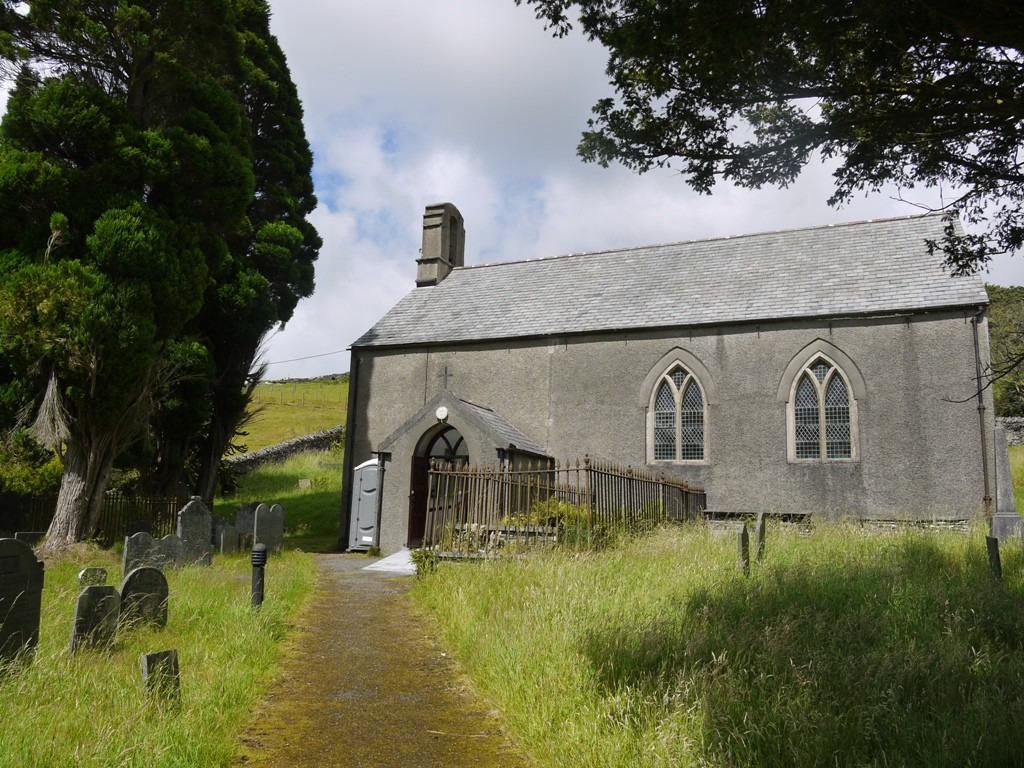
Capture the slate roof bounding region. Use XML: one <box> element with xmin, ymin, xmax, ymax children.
<box><xmin>353</xmin><ymin>214</ymin><xmax>988</xmax><ymax>348</ymax></box>
<box><xmin>459</xmin><ymin>398</ymin><xmax>548</xmax><ymax>457</ymax></box>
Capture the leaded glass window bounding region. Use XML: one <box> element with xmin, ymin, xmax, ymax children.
<box><xmin>791</xmin><ymin>357</ymin><xmax>853</xmax><ymax>461</ymax></box>
<box><xmin>651</xmin><ymin>365</ymin><xmax>705</xmax><ymax>461</ymax></box>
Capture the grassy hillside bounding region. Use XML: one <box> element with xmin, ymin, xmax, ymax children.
<box><xmin>241</xmin><ymin>376</ymin><xmax>348</xmax><ymax>452</ymax></box>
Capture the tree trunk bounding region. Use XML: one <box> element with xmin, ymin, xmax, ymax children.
<box><xmin>42</xmin><ymin>440</ymin><xmax>113</xmax><ymax>553</ymax></box>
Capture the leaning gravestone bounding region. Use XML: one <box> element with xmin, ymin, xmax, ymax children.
<box><xmin>119</xmin><ymin>567</ymin><xmax>169</xmax><ymax>630</ymax></box>
<box><xmin>0</xmin><ymin>538</ymin><xmax>45</xmax><ymax>663</ymax></box>
<box><xmin>78</xmin><ymin>567</ymin><xmax>108</xmax><ymax>587</ymax></box>
<box><xmin>256</xmin><ymin>504</ymin><xmax>285</xmax><ymax>553</ymax></box>
<box><xmin>177</xmin><ymin>498</ymin><xmax>213</xmax><ymax>566</ymax></box>
<box><xmin>70</xmin><ymin>585</ymin><xmax>120</xmax><ymax>654</ymax></box>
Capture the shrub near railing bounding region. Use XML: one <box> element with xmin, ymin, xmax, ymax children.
<box><xmin>424</xmin><ymin>456</ymin><xmax>705</xmax><ymax>556</ymax></box>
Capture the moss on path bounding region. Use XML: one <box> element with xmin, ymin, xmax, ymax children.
<box><xmin>237</xmin><ymin>554</ymin><xmax>526</xmax><ymax>767</ymax></box>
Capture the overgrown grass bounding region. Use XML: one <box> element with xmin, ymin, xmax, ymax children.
<box><xmin>215</xmin><ymin>446</ymin><xmax>343</xmax><ymax>552</ymax></box>
<box><xmin>243</xmin><ymin>378</ymin><xmax>347</xmax><ymax>452</ymax></box>
<box><xmin>412</xmin><ymin>523</ymin><xmax>1024</xmax><ymax>767</ymax></box>
<box><xmin>0</xmin><ymin>545</ymin><xmax>317</xmax><ymax>767</ymax></box>
<box><xmin>1010</xmin><ymin>444</ymin><xmax>1024</xmax><ymax>511</ymax></box>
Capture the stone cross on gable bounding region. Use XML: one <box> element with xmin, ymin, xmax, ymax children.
<box><xmin>438</xmin><ymin>365</ymin><xmax>454</xmax><ymax>390</ymax></box>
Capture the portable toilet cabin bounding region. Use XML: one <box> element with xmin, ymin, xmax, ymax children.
<box><xmin>348</xmin><ymin>458</ymin><xmax>380</xmax><ymax>551</ymax></box>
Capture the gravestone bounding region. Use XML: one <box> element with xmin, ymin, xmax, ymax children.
<box><xmin>123</xmin><ymin>532</ymin><xmax>184</xmax><ymax>574</ymax></box>
<box><xmin>78</xmin><ymin>567</ymin><xmax>108</xmax><ymax>587</ymax></box>
<box><xmin>0</xmin><ymin>538</ymin><xmax>45</xmax><ymax>663</ymax></box>
<box><xmin>141</xmin><ymin>649</ymin><xmax>180</xmax><ymax>704</ymax></box>
<box><xmin>738</xmin><ymin>523</ymin><xmax>750</xmax><ymax>577</ymax></box>
<box><xmin>991</xmin><ymin>425</ymin><xmax>1023</xmax><ymax>542</ymax></box>
<box><xmin>298</xmin><ymin>478</ymin><xmax>313</xmax><ymax>490</ymax></box>
<box><xmin>256</xmin><ymin>504</ymin><xmax>285</xmax><ymax>553</ymax></box>
<box><xmin>235</xmin><ymin>504</ymin><xmax>257</xmax><ymax>539</ymax></box>
<box><xmin>119</xmin><ymin>567</ymin><xmax>169</xmax><ymax>629</ymax></box>
<box><xmin>70</xmin><ymin>585</ymin><xmax>120</xmax><ymax>654</ymax></box>
<box><xmin>177</xmin><ymin>498</ymin><xmax>213</xmax><ymax>566</ymax></box>
<box><xmin>754</xmin><ymin>512</ymin><xmax>766</xmax><ymax>562</ymax></box>
<box><xmin>219</xmin><ymin>524</ymin><xmax>239</xmax><ymax>555</ymax></box>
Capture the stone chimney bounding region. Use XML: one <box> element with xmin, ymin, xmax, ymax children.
<box><xmin>416</xmin><ymin>202</ymin><xmax>465</xmax><ymax>286</ymax></box>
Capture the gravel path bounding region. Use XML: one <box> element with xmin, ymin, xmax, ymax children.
<box><xmin>236</xmin><ymin>553</ymin><xmax>526</xmax><ymax>767</ymax></box>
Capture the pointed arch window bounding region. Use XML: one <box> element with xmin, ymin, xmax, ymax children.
<box><xmin>791</xmin><ymin>357</ymin><xmax>855</xmax><ymax>460</ymax></box>
<box><xmin>652</xmin><ymin>365</ymin><xmax>705</xmax><ymax>462</ymax></box>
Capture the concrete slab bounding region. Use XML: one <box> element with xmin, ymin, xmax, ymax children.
<box><xmin>362</xmin><ymin>548</ymin><xmax>416</xmax><ymax>576</ymax></box>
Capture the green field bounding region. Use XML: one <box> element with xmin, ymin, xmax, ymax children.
<box><xmin>241</xmin><ymin>377</ymin><xmax>348</xmax><ymax>452</ymax></box>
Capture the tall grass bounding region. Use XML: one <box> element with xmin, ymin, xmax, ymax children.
<box><xmin>0</xmin><ymin>546</ymin><xmax>316</xmax><ymax>767</ymax></box>
<box><xmin>412</xmin><ymin>523</ymin><xmax>1024</xmax><ymax>767</ymax></box>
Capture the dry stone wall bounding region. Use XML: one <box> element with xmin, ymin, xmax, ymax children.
<box><xmin>998</xmin><ymin>417</ymin><xmax>1024</xmax><ymax>446</ymax></box>
<box><xmin>225</xmin><ymin>425</ymin><xmax>344</xmax><ymax>474</ymax></box>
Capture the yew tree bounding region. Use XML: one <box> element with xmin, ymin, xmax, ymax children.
<box><xmin>143</xmin><ymin>0</ymin><xmax>320</xmax><ymax>501</ymax></box>
<box><xmin>517</xmin><ymin>0</ymin><xmax>1024</xmax><ymax>273</ymax></box>
<box><xmin>0</xmin><ymin>1</ymin><xmax>254</xmax><ymax>550</ymax></box>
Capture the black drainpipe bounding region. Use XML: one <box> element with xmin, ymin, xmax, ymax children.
<box><xmin>971</xmin><ymin>306</ymin><xmax>992</xmax><ymax>518</ymax></box>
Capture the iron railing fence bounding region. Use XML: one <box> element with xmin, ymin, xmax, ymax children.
<box><xmin>0</xmin><ymin>493</ymin><xmax>181</xmax><ymax>546</ymax></box>
<box><xmin>423</xmin><ymin>456</ymin><xmax>706</xmax><ymax>556</ymax></box>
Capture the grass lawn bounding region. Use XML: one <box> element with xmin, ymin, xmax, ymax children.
<box><xmin>413</xmin><ymin>523</ymin><xmax>1024</xmax><ymax>768</ymax></box>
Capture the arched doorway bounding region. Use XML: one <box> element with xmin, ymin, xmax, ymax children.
<box><xmin>408</xmin><ymin>426</ymin><xmax>469</xmax><ymax>547</ymax></box>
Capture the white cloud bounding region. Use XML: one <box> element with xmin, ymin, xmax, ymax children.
<box><xmin>262</xmin><ymin>0</ymin><xmax>1024</xmax><ymax>376</ymax></box>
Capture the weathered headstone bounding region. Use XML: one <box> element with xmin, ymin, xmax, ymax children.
<box><xmin>987</xmin><ymin>536</ymin><xmax>1003</xmax><ymax>583</ymax></box>
<box><xmin>738</xmin><ymin>523</ymin><xmax>750</xmax><ymax>577</ymax></box>
<box><xmin>298</xmin><ymin>478</ymin><xmax>313</xmax><ymax>490</ymax></box>
<box><xmin>119</xmin><ymin>567</ymin><xmax>169</xmax><ymax>629</ymax></box>
<box><xmin>141</xmin><ymin>649</ymin><xmax>180</xmax><ymax>704</ymax></box>
<box><xmin>177</xmin><ymin>498</ymin><xmax>213</xmax><ymax>566</ymax></box>
<box><xmin>219</xmin><ymin>524</ymin><xmax>239</xmax><ymax>555</ymax></box>
<box><xmin>123</xmin><ymin>531</ymin><xmax>185</xmax><ymax>573</ymax></box>
<box><xmin>0</xmin><ymin>538</ymin><xmax>45</xmax><ymax>663</ymax></box>
<box><xmin>78</xmin><ymin>567</ymin><xmax>108</xmax><ymax>587</ymax></box>
<box><xmin>13</xmin><ymin>532</ymin><xmax>45</xmax><ymax>546</ymax></box>
<box><xmin>70</xmin><ymin>585</ymin><xmax>120</xmax><ymax>654</ymax></box>
<box><xmin>235</xmin><ymin>504</ymin><xmax>257</xmax><ymax>538</ymax></box>
<box><xmin>991</xmin><ymin>425</ymin><xmax>1023</xmax><ymax>542</ymax></box>
<box><xmin>256</xmin><ymin>503</ymin><xmax>285</xmax><ymax>553</ymax></box>
<box><xmin>754</xmin><ymin>512</ymin><xmax>766</xmax><ymax>562</ymax></box>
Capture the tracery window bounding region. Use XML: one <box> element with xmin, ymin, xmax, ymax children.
<box><xmin>426</xmin><ymin>426</ymin><xmax>469</xmax><ymax>468</ymax></box>
<box><xmin>792</xmin><ymin>357</ymin><xmax>853</xmax><ymax>460</ymax></box>
<box><xmin>652</xmin><ymin>365</ymin><xmax>705</xmax><ymax>461</ymax></box>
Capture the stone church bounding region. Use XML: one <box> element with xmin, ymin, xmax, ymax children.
<box><xmin>341</xmin><ymin>203</ymin><xmax>994</xmax><ymax>554</ymax></box>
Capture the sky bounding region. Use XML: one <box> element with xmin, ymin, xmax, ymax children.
<box><xmin>8</xmin><ymin>2</ymin><xmax>1024</xmax><ymax>379</ymax></box>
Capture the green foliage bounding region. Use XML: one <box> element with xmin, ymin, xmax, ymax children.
<box><xmin>986</xmin><ymin>284</ymin><xmax>1024</xmax><ymax>416</ymax></box>
<box><xmin>517</xmin><ymin>0</ymin><xmax>1024</xmax><ymax>273</ymax></box>
<box><xmin>414</xmin><ymin>524</ymin><xmax>1024</xmax><ymax>767</ymax></box>
<box><xmin>0</xmin><ymin>430</ymin><xmax>61</xmax><ymax>494</ymax></box>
